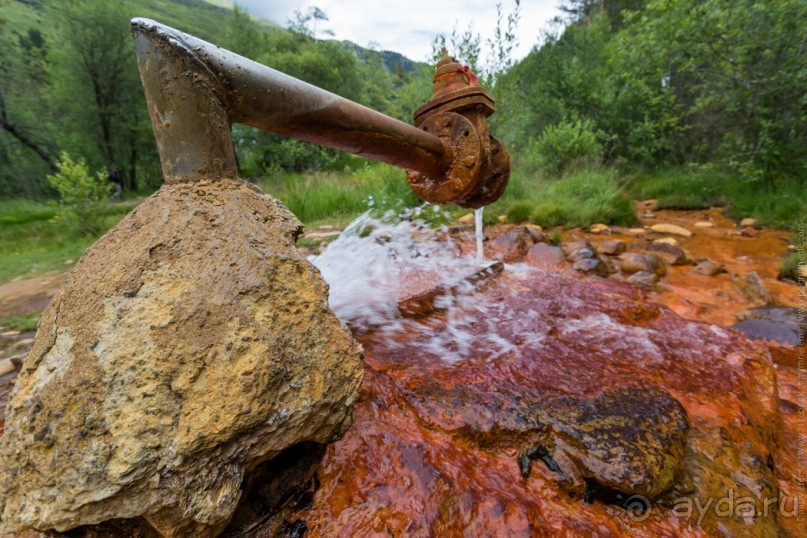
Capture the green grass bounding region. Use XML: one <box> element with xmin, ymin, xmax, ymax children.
<box><xmin>0</xmin><ymin>199</ymin><xmax>138</xmax><ymax>283</ymax></box>
<box><xmin>499</xmin><ymin>167</ymin><xmax>640</xmax><ymax>228</ymax></box>
<box><xmin>0</xmin><ymin>311</ymin><xmax>41</xmax><ymax>333</ymax></box>
<box><xmin>258</xmin><ymin>160</ymin><xmax>422</xmax><ymax>224</ymax></box>
<box><xmin>627</xmin><ymin>168</ymin><xmax>807</xmax><ymax>229</ymax></box>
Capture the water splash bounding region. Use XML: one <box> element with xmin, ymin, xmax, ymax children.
<box><xmin>311</xmin><ymin>209</ymin><xmax>540</xmax><ymax>363</ymax></box>
<box><xmin>474</xmin><ymin>207</ymin><xmax>484</xmax><ymax>265</ymax></box>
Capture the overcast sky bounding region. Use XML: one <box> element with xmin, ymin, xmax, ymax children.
<box><xmin>231</xmin><ymin>1</ymin><xmax>563</xmax><ymax>63</ymax></box>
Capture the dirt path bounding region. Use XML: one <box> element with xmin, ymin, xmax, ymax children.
<box><xmin>0</xmin><ymin>272</ymin><xmax>66</xmax><ymax>319</ymax></box>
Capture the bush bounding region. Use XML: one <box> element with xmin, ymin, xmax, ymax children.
<box><xmin>529</xmin><ymin>119</ymin><xmax>603</xmax><ymax>176</ymax></box>
<box><xmin>512</xmin><ymin>169</ymin><xmax>638</xmax><ymax>228</ymax></box>
<box><xmin>47</xmin><ymin>152</ymin><xmax>111</xmax><ymax>236</ymax></box>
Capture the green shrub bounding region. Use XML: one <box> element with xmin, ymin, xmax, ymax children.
<box><xmin>506</xmin><ymin>201</ymin><xmax>533</xmax><ymax>223</ymax></box>
<box><xmin>529</xmin><ymin>119</ymin><xmax>603</xmax><ymax>176</ymax></box>
<box><xmin>47</xmin><ymin>152</ymin><xmax>111</xmax><ymax>236</ymax></box>
<box><xmin>510</xmin><ymin>169</ymin><xmax>638</xmax><ymax>229</ymax></box>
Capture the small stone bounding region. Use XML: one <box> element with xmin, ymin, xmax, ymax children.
<box><xmin>647</xmin><ymin>242</ymin><xmax>691</xmax><ymax>266</ymax></box>
<box><xmin>561</xmin><ymin>241</ymin><xmax>591</xmax><ymax>257</ymax></box>
<box><xmin>740</xmin><ymin>227</ymin><xmax>759</xmax><ymax>238</ymax></box>
<box><xmin>739</xmin><ymin>218</ymin><xmax>758</xmax><ymax>228</ymax></box>
<box><xmin>641</xmin><ymin>212</ymin><xmax>657</xmax><ymax>219</ymax></box>
<box><xmin>627</xmin><ymin>271</ymin><xmax>660</xmax><ymax>291</ymax></box>
<box><xmin>650</xmin><ymin>223</ymin><xmax>692</xmax><ymax>238</ymax></box>
<box><xmin>638</xmin><ymin>199</ymin><xmax>658</xmax><ymax>210</ymax></box>
<box><xmin>526</xmin><ymin>224</ymin><xmax>543</xmax><ymax>233</ymax></box>
<box><xmin>573</xmin><ymin>258</ymin><xmax>609</xmax><ymax>277</ymax></box>
<box><xmin>653</xmin><ymin>237</ymin><xmax>679</xmax><ymax>247</ymax></box>
<box><xmin>525</xmin><ymin>244</ymin><xmax>566</xmax><ymax>270</ymax></box>
<box><xmin>0</xmin><ymin>330</ymin><xmax>21</xmax><ymax>338</ymax></box>
<box><xmin>733</xmin><ymin>272</ymin><xmax>770</xmax><ymax>306</ymax></box>
<box><xmin>0</xmin><ymin>359</ymin><xmax>15</xmax><ymax>377</ymax></box>
<box><xmin>567</xmin><ymin>247</ymin><xmax>597</xmax><ymax>263</ymax></box>
<box><xmin>63</xmin><ymin>259</ymin><xmax>75</xmax><ymax>265</ymax></box>
<box><xmin>618</xmin><ymin>253</ymin><xmax>667</xmax><ymax>276</ymax></box>
<box><xmin>597</xmin><ymin>240</ymin><xmax>626</xmax><ymax>256</ymax></box>
<box><xmin>525</xmin><ymin>227</ymin><xmax>549</xmax><ymax>244</ymax></box>
<box><xmin>497</xmin><ymin>215</ymin><xmax>508</xmax><ymax>223</ymax></box>
<box><xmin>692</xmin><ymin>259</ymin><xmax>726</xmax><ymax>276</ymax></box>
<box><xmin>626</xmin><ymin>228</ymin><xmax>647</xmax><ymax>236</ymax></box>
<box><xmin>694</xmin><ymin>221</ymin><xmax>713</xmax><ymax>228</ymax></box>
<box><xmin>487</xmin><ymin>228</ymin><xmax>535</xmax><ymax>263</ymax></box>
<box><xmin>589</xmin><ymin>223</ymin><xmax>610</xmax><ymax>234</ymax></box>
<box><xmin>458</xmin><ymin>213</ymin><xmax>475</xmax><ymax>225</ymax></box>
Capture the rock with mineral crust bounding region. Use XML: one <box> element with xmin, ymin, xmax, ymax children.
<box><xmin>646</xmin><ymin>241</ymin><xmax>691</xmax><ymax>266</ymax></box>
<box><xmin>740</xmin><ymin>217</ymin><xmax>758</xmax><ymax>228</ymax></box>
<box><xmin>589</xmin><ymin>223</ymin><xmax>610</xmax><ymax>234</ymax></box>
<box><xmin>525</xmin><ymin>244</ymin><xmax>566</xmax><ymax>270</ymax></box>
<box><xmin>618</xmin><ymin>252</ymin><xmax>667</xmax><ymax>276</ymax></box>
<box><xmin>573</xmin><ymin>257</ymin><xmax>609</xmax><ymax>277</ymax></box>
<box><xmin>650</xmin><ymin>223</ymin><xmax>692</xmax><ymax>238</ymax></box>
<box><xmin>692</xmin><ymin>258</ymin><xmax>726</xmax><ymax>276</ymax></box>
<box><xmin>627</xmin><ymin>270</ymin><xmax>660</xmax><ymax>291</ymax></box>
<box><xmin>734</xmin><ymin>271</ymin><xmax>770</xmax><ymax>306</ymax></box>
<box><xmin>0</xmin><ymin>180</ymin><xmax>363</xmax><ymax>537</ymax></box>
<box><xmin>597</xmin><ymin>240</ymin><xmax>626</xmax><ymax>256</ymax></box>
<box><xmin>293</xmin><ymin>271</ymin><xmax>785</xmax><ymax>537</ymax></box>
<box><xmin>487</xmin><ymin>227</ymin><xmax>536</xmax><ymax>263</ymax></box>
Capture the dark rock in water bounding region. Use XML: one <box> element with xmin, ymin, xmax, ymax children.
<box><xmin>646</xmin><ymin>242</ymin><xmax>691</xmax><ymax>266</ymax></box>
<box><xmin>525</xmin><ymin>244</ymin><xmax>566</xmax><ymax>270</ymax></box>
<box><xmin>733</xmin><ymin>306</ymin><xmax>803</xmax><ymax>348</ymax></box>
<box><xmin>627</xmin><ymin>271</ymin><xmax>660</xmax><ymax>291</ymax></box>
<box><xmin>523</xmin><ymin>385</ymin><xmax>689</xmax><ymax>500</ymax></box>
<box><xmin>618</xmin><ymin>252</ymin><xmax>667</xmax><ymax>276</ymax></box>
<box><xmin>597</xmin><ymin>240</ymin><xmax>626</xmax><ymax>256</ymax></box>
<box><xmin>573</xmin><ymin>258</ymin><xmax>609</xmax><ymax>277</ymax></box>
<box><xmin>733</xmin><ymin>319</ymin><xmax>799</xmax><ymax>347</ymax></box>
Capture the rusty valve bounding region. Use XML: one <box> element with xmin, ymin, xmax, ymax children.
<box><xmin>407</xmin><ymin>50</ymin><xmax>510</xmax><ymax>208</ymax></box>
<box><xmin>131</xmin><ymin>20</ymin><xmax>509</xmax><ymax>208</ymax></box>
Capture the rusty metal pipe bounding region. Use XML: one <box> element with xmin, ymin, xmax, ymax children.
<box><xmin>131</xmin><ymin>18</ymin><xmax>448</xmax><ymax>184</ymax></box>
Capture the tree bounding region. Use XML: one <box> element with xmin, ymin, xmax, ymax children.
<box><xmin>0</xmin><ymin>15</ymin><xmax>56</xmax><ymax>197</ymax></box>
<box><xmin>45</xmin><ymin>0</ymin><xmax>151</xmax><ymax>191</ymax></box>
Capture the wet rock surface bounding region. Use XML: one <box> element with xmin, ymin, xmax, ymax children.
<box><xmin>0</xmin><ymin>180</ymin><xmax>363</xmax><ymax>536</ymax></box>
<box><xmin>273</xmin><ymin>270</ymin><xmax>786</xmax><ymax>537</ymax></box>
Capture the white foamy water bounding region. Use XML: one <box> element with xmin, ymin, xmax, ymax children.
<box><xmin>311</xmin><ymin>208</ymin><xmax>543</xmax><ymax>363</ymax></box>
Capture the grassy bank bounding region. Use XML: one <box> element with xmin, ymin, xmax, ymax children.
<box><xmin>1</xmin><ymin>161</ymin><xmax>802</xmax><ymax>285</ymax></box>
<box><xmin>0</xmin><ymin>199</ymin><xmax>138</xmax><ymax>283</ymax></box>
<box><xmin>627</xmin><ymin>168</ymin><xmax>806</xmax><ymax>230</ymax></box>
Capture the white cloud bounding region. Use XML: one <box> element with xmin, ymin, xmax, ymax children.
<box><xmin>231</xmin><ymin>0</ymin><xmax>561</xmax><ymax>62</ymax></box>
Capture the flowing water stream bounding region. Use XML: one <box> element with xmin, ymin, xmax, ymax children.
<box><xmin>312</xmin><ymin>209</ymin><xmax>533</xmax><ymax>363</ymax></box>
